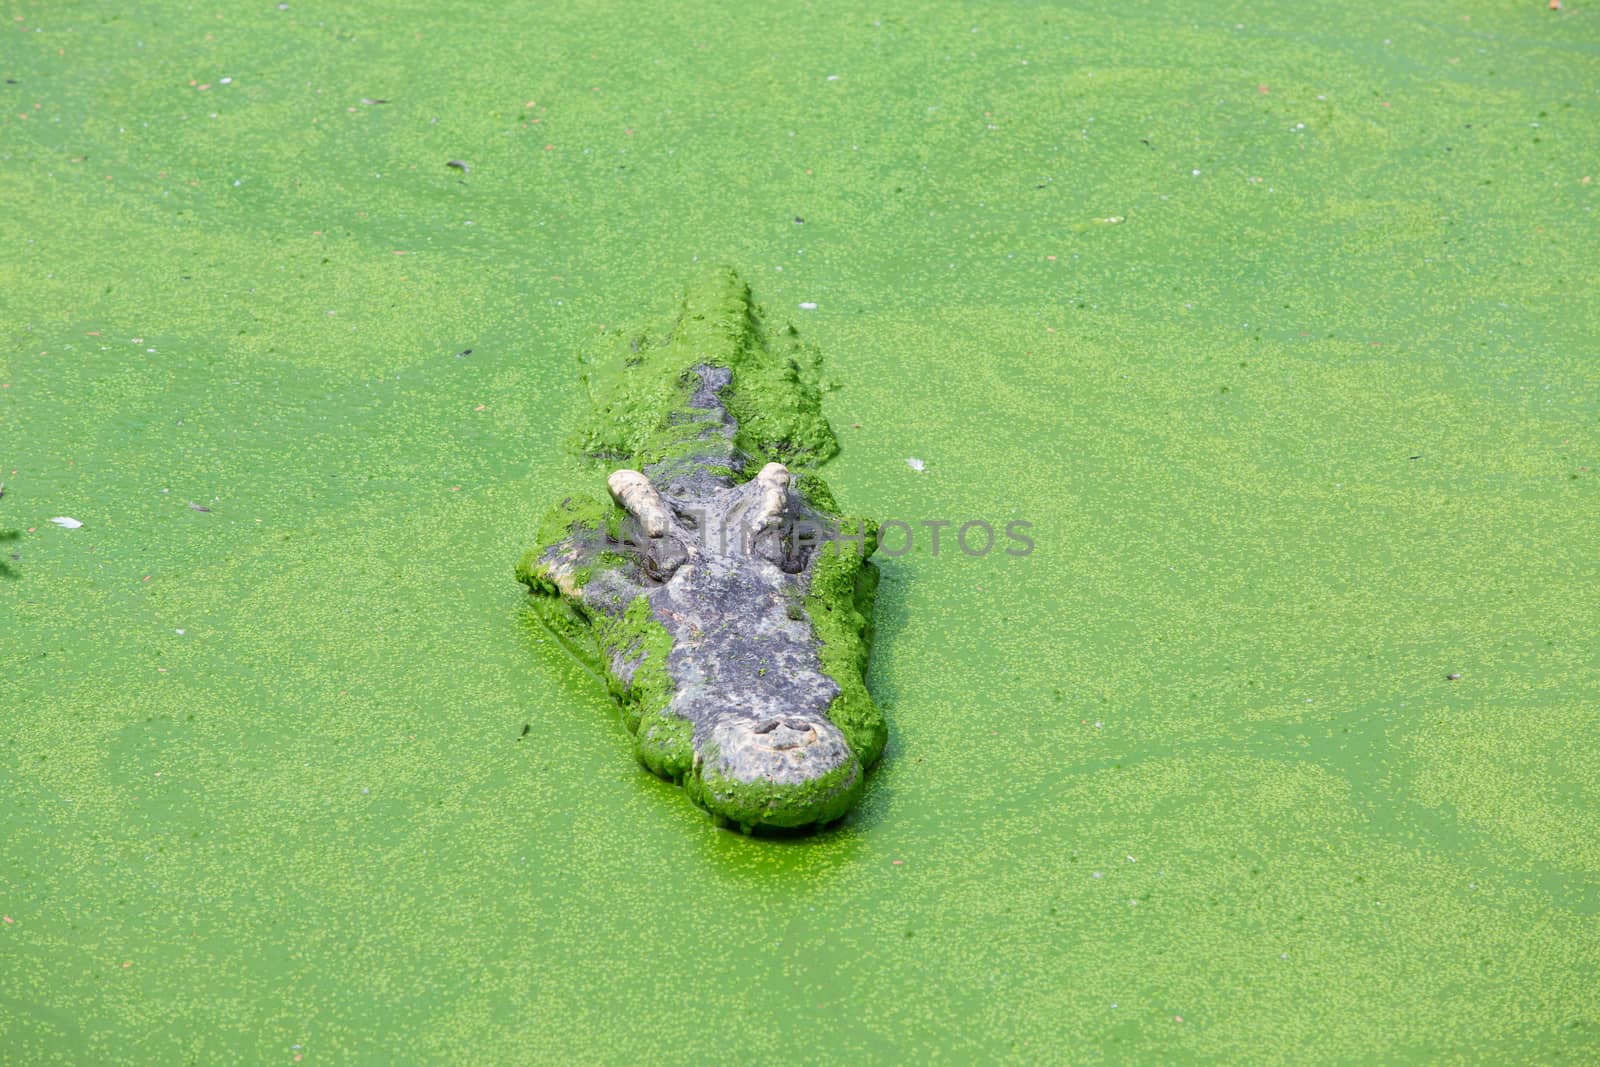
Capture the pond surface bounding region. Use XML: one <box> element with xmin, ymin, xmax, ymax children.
<box><xmin>2</xmin><ymin>1</ymin><xmax>1597</xmax><ymax>1061</ymax></box>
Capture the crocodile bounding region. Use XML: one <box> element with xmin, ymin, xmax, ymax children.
<box><xmin>516</xmin><ymin>268</ymin><xmax>886</xmax><ymax>832</ymax></box>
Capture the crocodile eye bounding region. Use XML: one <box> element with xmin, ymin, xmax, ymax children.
<box><xmin>751</xmin><ymin>719</ymin><xmax>780</xmax><ymax>734</ymax></box>
<box><xmin>640</xmin><ymin>536</ymin><xmax>688</xmax><ymax>583</ymax></box>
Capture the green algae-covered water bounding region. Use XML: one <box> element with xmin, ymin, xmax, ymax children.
<box><xmin>3</xmin><ymin>1</ymin><xmax>1598</xmax><ymax>1061</ymax></box>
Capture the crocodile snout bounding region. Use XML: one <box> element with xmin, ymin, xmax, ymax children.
<box><xmin>689</xmin><ymin>714</ymin><xmax>863</xmax><ymax>829</ymax></box>
<box><xmin>718</xmin><ymin>715</ymin><xmax>845</xmax><ymax>771</ymax></box>
<box><xmin>749</xmin><ymin>717</ymin><xmax>820</xmax><ymax>749</ymax></box>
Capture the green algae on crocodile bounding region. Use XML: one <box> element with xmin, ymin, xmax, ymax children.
<box><xmin>517</xmin><ymin>268</ymin><xmax>886</xmax><ymax>831</ymax></box>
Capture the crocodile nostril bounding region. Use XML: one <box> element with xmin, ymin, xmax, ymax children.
<box><xmin>785</xmin><ymin>718</ymin><xmax>812</xmax><ymax>732</ymax></box>
<box><xmin>752</xmin><ymin>719</ymin><xmax>781</xmax><ymax>735</ymax></box>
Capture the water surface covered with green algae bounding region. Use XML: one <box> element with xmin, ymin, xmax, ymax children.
<box><xmin>3</xmin><ymin>1</ymin><xmax>1598</xmax><ymax>1062</ymax></box>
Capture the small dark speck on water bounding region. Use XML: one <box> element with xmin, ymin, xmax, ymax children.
<box><xmin>520</xmin><ymin>724</ymin><xmax>531</xmax><ymax>737</ymax></box>
<box><xmin>1447</xmin><ymin>672</ymin><xmax>1462</xmax><ymax>681</ymax></box>
<box><xmin>360</xmin><ymin>97</ymin><xmax>388</xmax><ymax>106</ymax></box>
<box><xmin>446</xmin><ymin>160</ymin><xmax>471</xmax><ymax>173</ymax></box>
<box><xmin>794</xmin><ymin>217</ymin><xmax>804</xmax><ymax>224</ymax></box>
<box><xmin>187</xmin><ymin>502</ymin><xmax>211</xmax><ymax>512</ymax></box>
<box><xmin>456</xmin><ymin>348</ymin><xmax>472</xmax><ymax>358</ymax></box>
<box><xmin>1409</xmin><ymin>454</ymin><xmax>1422</xmax><ymax>460</ymax></box>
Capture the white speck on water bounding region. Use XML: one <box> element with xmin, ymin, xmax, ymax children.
<box><xmin>1092</xmin><ymin>871</ymin><xmax>1103</xmax><ymax>879</ymax></box>
<box><xmin>905</xmin><ymin>457</ymin><xmax>925</xmax><ymax>472</ymax></box>
<box><xmin>175</xmin><ymin>629</ymin><xmax>185</xmax><ymax>635</ymax></box>
<box><xmin>220</xmin><ymin>77</ymin><xmax>232</xmax><ymax>85</ymax></box>
<box><xmin>798</xmin><ymin>301</ymin><xmax>817</xmax><ymax>310</ymax></box>
<box><xmin>1192</xmin><ymin>168</ymin><xmax>1201</xmax><ymax>176</ymax></box>
<box><xmin>51</xmin><ymin>517</ymin><xmax>83</xmax><ymax>529</ymax></box>
<box><xmin>825</xmin><ymin>74</ymin><xmax>840</xmax><ymax>81</ymax></box>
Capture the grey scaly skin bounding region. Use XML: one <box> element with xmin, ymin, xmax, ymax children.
<box><xmin>517</xmin><ymin>269</ymin><xmax>885</xmax><ymax>831</ymax></box>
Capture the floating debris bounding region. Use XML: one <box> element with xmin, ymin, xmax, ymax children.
<box><xmin>905</xmin><ymin>457</ymin><xmax>926</xmax><ymax>472</ymax></box>
<box><xmin>51</xmin><ymin>517</ymin><xmax>83</xmax><ymax>529</ymax></box>
<box><xmin>445</xmin><ymin>159</ymin><xmax>471</xmax><ymax>173</ymax></box>
<box><xmin>798</xmin><ymin>301</ymin><xmax>817</xmax><ymax>310</ymax></box>
<box><xmin>1446</xmin><ymin>672</ymin><xmax>1462</xmax><ymax>681</ymax></box>
<box><xmin>360</xmin><ymin>97</ymin><xmax>388</xmax><ymax>106</ymax></box>
<box><xmin>186</xmin><ymin>502</ymin><xmax>211</xmax><ymax>512</ymax></box>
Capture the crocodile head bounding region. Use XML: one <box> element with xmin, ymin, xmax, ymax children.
<box><xmin>526</xmin><ymin>446</ymin><xmax>880</xmax><ymax>831</ymax></box>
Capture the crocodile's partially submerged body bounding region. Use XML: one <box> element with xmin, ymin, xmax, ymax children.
<box><xmin>517</xmin><ymin>269</ymin><xmax>885</xmax><ymax>831</ymax></box>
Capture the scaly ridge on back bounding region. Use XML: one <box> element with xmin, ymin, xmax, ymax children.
<box><xmin>572</xmin><ymin>267</ymin><xmax>839</xmax><ymax>475</ymax></box>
